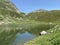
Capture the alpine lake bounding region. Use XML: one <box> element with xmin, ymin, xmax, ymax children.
<box><xmin>0</xmin><ymin>23</ymin><xmax>55</xmax><ymax>45</ymax></box>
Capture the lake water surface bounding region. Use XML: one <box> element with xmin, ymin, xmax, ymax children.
<box><xmin>0</xmin><ymin>28</ymin><xmax>39</xmax><ymax>45</ymax></box>
<box><xmin>0</xmin><ymin>24</ymin><xmax>54</xmax><ymax>45</ymax></box>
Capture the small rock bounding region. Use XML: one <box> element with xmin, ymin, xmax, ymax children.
<box><xmin>40</xmin><ymin>31</ymin><xmax>47</xmax><ymax>35</ymax></box>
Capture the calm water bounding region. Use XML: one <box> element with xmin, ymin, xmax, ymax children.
<box><xmin>0</xmin><ymin>28</ymin><xmax>39</xmax><ymax>45</ymax></box>
<box><xmin>0</xmin><ymin>24</ymin><xmax>54</xmax><ymax>45</ymax></box>
<box><xmin>11</xmin><ymin>32</ymin><xmax>36</xmax><ymax>45</ymax></box>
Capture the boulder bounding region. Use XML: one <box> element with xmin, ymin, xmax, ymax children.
<box><xmin>40</xmin><ymin>31</ymin><xmax>47</xmax><ymax>35</ymax></box>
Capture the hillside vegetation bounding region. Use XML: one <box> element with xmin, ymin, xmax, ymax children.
<box><xmin>0</xmin><ymin>0</ymin><xmax>25</xmax><ymax>24</ymax></box>
<box><xmin>0</xmin><ymin>0</ymin><xmax>60</xmax><ymax>45</ymax></box>
<box><xmin>0</xmin><ymin>0</ymin><xmax>60</xmax><ymax>23</ymax></box>
<box><xmin>26</xmin><ymin>10</ymin><xmax>60</xmax><ymax>22</ymax></box>
<box><xmin>25</xmin><ymin>10</ymin><xmax>60</xmax><ymax>45</ymax></box>
<box><xmin>24</xmin><ymin>25</ymin><xmax>60</xmax><ymax>45</ymax></box>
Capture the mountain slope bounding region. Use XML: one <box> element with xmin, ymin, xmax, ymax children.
<box><xmin>26</xmin><ymin>10</ymin><xmax>60</xmax><ymax>22</ymax></box>
<box><xmin>0</xmin><ymin>0</ymin><xmax>25</xmax><ymax>24</ymax></box>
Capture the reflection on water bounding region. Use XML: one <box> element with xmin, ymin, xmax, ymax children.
<box><xmin>12</xmin><ymin>32</ymin><xmax>36</xmax><ymax>45</ymax></box>
<box><xmin>0</xmin><ymin>24</ymin><xmax>54</xmax><ymax>45</ymax></box>
<box><xmin>0</xmin><ymin>29</ymin><xmax>37</xmax><ymax>45</ymax></box>
<box><xmin>0</xmin><ymin>30</ymin><xmax>17</xmax><ymax>45</ymax></box>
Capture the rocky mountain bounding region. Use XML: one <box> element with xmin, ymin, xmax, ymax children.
<box><xmin>0</xmin><ymin>0</ymin><xmax>25</xmax><ymax>24</ymax></box>
<box><xmin>0</xmin><ymin>0</ymin><xmax>60</xmax><ymax>24</ymax></box>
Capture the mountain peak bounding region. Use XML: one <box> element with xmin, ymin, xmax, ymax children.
<box><xmin>32</xmin><ymin>9</ymin><xmax>48</xmax><ymax>12</ymax></box>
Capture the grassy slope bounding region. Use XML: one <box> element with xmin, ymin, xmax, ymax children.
<box><xmin>24</xmin><ymin>25</ymin><xmax>60</xmax><ymax>45</ymax></box>
<box><xmin>26</xmin><ymin>10</ymin><xmax>60</xmax><ymax>22</ymax></box>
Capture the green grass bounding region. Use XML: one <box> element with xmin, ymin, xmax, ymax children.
<box><xmin>24</xmin><ymin>25</ymin><xmax>60</xmax><ymax>45</ymax></box>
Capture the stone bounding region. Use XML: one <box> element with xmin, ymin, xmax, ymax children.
<box><xmin>40</xmin><ymin>31</ymin><xmax>47</xmax><ymax>35</ymax></box>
